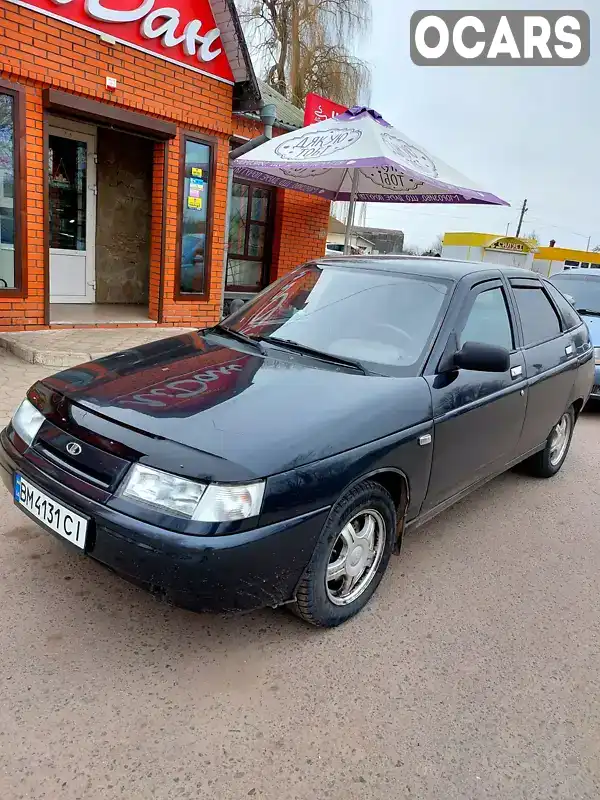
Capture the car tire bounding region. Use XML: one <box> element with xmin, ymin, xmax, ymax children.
<box><xmin>290</xmin><ymin>480</ymin><xmax>396</xmax><ymax>627</ymax></box>
<box><xmin>522</xmin><ymin>405</ymin><xmax>576</xmax><ymax>478</ymax></box>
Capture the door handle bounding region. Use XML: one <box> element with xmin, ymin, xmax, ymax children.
<box><xmin>510</xmin><ymin>365</ymin><xmax>523</xmax><ymax>379</ymax></box>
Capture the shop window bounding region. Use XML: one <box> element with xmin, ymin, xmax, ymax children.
<box><xmin>226</xmin><ymin>180</ymin><xmax>274</xmax><ymax>292</ymax></box>
<box><xmin>0</xmin><ymin>81</ymin><xmax>24</xmax><ymax>291</ymax></box>
<box><xmin>178</xmin><ymin>136</ymin><xmax>213</xmax><ymax>296</ymax></box>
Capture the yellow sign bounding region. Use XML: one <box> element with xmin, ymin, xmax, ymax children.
<box><xmin>191</xmin><ymin>167</ymin><xmax>203</xmax><ymax>177</ymax></box>
<box><xmin>487</xmin><ymin>237</ymin><xmax>530</xmax><ymax>253</ymax></box>
<box><xmin>187</xmin><ymin>196</ymin><xmax>202</xmax><ymax>210</ymax></box>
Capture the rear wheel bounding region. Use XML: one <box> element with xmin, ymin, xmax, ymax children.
<box><xmin>290</xmin><ymin>481</ymin><xmax>396</xmax><ymax>627</ymax></box>
<box><xmin>522</xmin><ymin>406</ymin><xmax>575</xmax><ymax>478</ymax></box>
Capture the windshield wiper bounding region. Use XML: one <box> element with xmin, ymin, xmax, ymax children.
<box><xmin>212</xmin><ymin>324</ymin><xmax>264</xmax><ymax>350</ymax></box>
<box><xmin>576</xmin><ymin>308</ymin><xmax>600</xmax><ymax>317</ymax></box>
<box><xmin>264</xmin><ymin>337</ymin><xmax>367</xmax><ymax>374</ymax></box>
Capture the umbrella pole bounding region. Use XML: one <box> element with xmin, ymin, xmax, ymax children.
<box><xmin>343</xmin><ymin>170</ymin><xmax>359</xmax><ymax>255</ymax></box>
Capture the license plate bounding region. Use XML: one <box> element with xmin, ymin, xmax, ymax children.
<box><xmin>14</xmin><ymin>474</ymin><xmax>88</xmax><ymax>549</ymax></box>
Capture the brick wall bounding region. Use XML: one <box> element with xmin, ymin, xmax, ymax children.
<box><xmin>0</xmin><ymin>1</ymin><xmax>329</xmax><ymax>330</ymax></box>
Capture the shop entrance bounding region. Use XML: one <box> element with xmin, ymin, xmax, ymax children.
<box><xmin>47</xmin><ymin>117</ymin><xmax>153</xmax><ymax>324</ymax></box>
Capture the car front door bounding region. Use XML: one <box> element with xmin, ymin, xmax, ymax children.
<box><xmin>508</xmin><ymin>278</ymin><xmax>579</xmax><ymax>456</ymax></box>
<box><xmin>422</xmin><ymin>278</ymin><xmax>528</xmax><ymax>513</ymax></box>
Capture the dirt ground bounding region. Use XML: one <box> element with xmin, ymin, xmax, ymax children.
<box><xmin>1</xmin><ymin>348</ymin><xmax>599</xmax><ymax>800</ymax></box>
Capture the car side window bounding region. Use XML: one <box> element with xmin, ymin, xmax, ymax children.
<box><xmin>512</xmin><ymin>287</ymin><xmax>562</xmax><ymax>347</ymax></box>
<box><xmin>459</xmin><ymin>287</ymin><xmax>514</xmax><ymax>351</ymax></box>
<box><xmin>543</xmin><ymin>282</ymin><xmax>581</xmax><ymax>330</ymax></box>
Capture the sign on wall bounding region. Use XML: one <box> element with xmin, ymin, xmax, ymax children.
<box><xmin>303</xmin><ymin>93</ymin><xmax>347</xmax><ymax>126</ymax></box>
<box><xmin>487</xmin><ymin>237</ymin><xmax>533</xmax><ymax>253</ymax></box>
<box><xmin>8</xmin><ymin>0</ymin><xmax>235</xmax><ymax>83</ymax></box>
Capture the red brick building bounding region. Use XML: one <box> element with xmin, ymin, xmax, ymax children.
<box><xmin>0</xmin><ymin>0</ymin><xmax>330</xmax><ymax>330</ymax></box>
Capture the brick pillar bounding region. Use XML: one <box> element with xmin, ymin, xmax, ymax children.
<box><xmin>0</xmin><ymin>82</ymin><xmax>45</xmax><ymax>330</ymax></box>
<box><xmin>270</xmin><ymin>189</ymin><xmax>330</xmax><ymax>282</ymax></box>
<box><xmin>160</xmin><ymin>131</ymin><xmax>229</xmax><ymax>328</ymax></box>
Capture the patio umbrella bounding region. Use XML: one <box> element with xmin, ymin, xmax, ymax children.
<box><xmin>233</xmin><ymin>106</ymin><xmax>508</xmax><ymax>254</ymax></box>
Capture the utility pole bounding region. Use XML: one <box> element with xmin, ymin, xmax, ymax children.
<box><xmin>515</xmin><ymin>198</ymin><xmax>528</xmax><ymax>237</ymax></box>
<box><xmin>586</xmin><ymin>235</ymin><xmax>591</xmax><ymax>251</ymax></box>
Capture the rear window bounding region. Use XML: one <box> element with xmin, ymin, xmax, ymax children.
<box><xmin>543</xmin><ymin>281</ymin><xmax>582</xmax><ymax>330</ymax></box>
<box><xmin>549</xmin><ymin>274</ymin><xmax>600</xmax><ymax>317</ymax></box>
<box><xmin>511</xmin><ymin>286</ymin><xmax>562</xmax><ymax>347</ymax></box>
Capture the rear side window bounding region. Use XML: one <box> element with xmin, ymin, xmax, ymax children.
<box><xmin>459</xmin><ymin>287</ymin><xmax>513</xmax><ymax>350</ymax></box>
<box><xmin>512</xmin><ymin>287</ymin><xmax>562</xmax><ymax>347</ymax></box>
<box><xmin>543</xmin><ymin>282</ymin><xmax>581</xmax><ymax>330</ymax></box>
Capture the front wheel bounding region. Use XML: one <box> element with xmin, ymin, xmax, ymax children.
<box><xmin>522</xmin><ymin>406</ymin><xmax>576</xmax><ymax>478</ymax></box>
<box><xmin>290</xmin><ymin>480</ymin><xmax>396</xmax><ymax>627</ymax></box>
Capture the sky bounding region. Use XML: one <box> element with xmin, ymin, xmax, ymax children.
<box><xmin>357</xmin><ymin>0</ymin><xmax>599</xmax><ymax>251</ymax></box>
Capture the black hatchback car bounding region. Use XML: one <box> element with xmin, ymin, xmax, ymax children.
<box><xmin>0</xmin><ymin>257</ymin><xmax>594</xmax><ymax>627</ymax></box>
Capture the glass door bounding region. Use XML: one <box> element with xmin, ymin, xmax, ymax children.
<box><xmin>48</xmin><ymin>122</ymin><xmax>96</xmax><ymax>304</ymax></box>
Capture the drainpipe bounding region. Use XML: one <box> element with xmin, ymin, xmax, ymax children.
<box><xmin>220</xmin><ymin>103</ymin><xmax>277</xmax><ymax>318</ymax></box>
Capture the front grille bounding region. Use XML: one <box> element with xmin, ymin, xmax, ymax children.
<box><xmin>32</xmin><ymin>422</ymin><xmax>130</xmax><ymax>491</ymax></box>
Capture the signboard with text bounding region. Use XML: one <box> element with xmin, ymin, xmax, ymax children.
<box><xmin>7</xmin><ymin>0</ymin><xmax>234</xmax><ymax>82</ymax></box>
<box><xmin>303</xmin><ymin>93</ymin><xmax>347</xmax><ymax>126</ymax></box>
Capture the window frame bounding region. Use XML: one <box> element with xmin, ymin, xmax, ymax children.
<box><xmin>174</xmin><ymin>131</ymin><xmax>217</xmax><ymax>302</ymax></box>
<box><xmin>226</xmin><ymin>177</ymin><xmax>275</xmax><ymax>293</ymax></box>
<box><xmin>457</xmin><ymin>282</ymin><xmax>516</xmax><ymax>352</ymax></box>
<box><xmin>0</xmin><ymin>78</ymin><xmax>26</xmax><ymax>296</ymax></box>
<box><xmin>509</xmin><ymin>279</ymin><xmax>564</xmax><ymax>348</ymax></box>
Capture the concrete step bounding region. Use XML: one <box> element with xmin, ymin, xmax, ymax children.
<box><xmin>0</xmin><ymin>327</ymin><xmax>195</xmax><ymax>368</ymax></box>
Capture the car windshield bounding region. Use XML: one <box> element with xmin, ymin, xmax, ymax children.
<box><xmin>549</xmin><ymin>274</ymin><xmax>600</xmax><ymax>314</ymax></box>
<box><xmin>222</xmin><ymin>263</ymin><xmax>451</xmax><ymax>375</ymax></box>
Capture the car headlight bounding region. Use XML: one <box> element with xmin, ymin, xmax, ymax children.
<box><xmin>11</xmin><ymin>398</ymin><xmax>45</xmax><ymax>447</ymax></box>
<box><xmin>595</xmin><ymin>346</ymin><xmax>600</xmax><ymax>365</ymax></box>
<box><xmin>117</xmin><ymin>464</ymin><xmax>265</xmax><ymax>522</ymax></box>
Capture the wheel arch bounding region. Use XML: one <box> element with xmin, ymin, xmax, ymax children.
<box><xmin>572</xmin><ymin>397</ymin><xmax>585</xmax><ymax>418</ymax></box>
<box><xmin>341</xmin><ymin>467</ymin><xmax>410</xmax><ymax>543</ymax></box>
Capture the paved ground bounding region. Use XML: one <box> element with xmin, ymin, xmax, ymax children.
<box><xmin>0</xmin><ymin>347</ymin><xmax>599</xmax><ymax>800</ymax></box>
<box><xmin>0</xmin><ymin>327</ymin><xmax>193</xmax><ymax>367</ymax></box>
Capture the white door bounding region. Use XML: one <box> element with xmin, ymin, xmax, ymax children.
<box><xmin>48</xmin><ymin>122</ymin><xmax>97</xmax><ymax>303</ymax></box>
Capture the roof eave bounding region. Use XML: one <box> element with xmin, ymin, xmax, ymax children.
<box><xmin>211</xmin><ymin>0</ymin><xmax>262</xmax><ymax>113</ymax></box>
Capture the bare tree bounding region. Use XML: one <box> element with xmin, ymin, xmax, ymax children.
<box><xmin>423</xmin><ymin>233</ymin><xmax>443</xmax><ymax>255</ymax></box>
<box><xmin>524</xmin><ymin>230</ymin><xmax>540</xmax><ymax>244</ymax></box>
<box><xmin>238</xmin><ymin>0</ymin><xmax>372</xmax><ymax>108</ymax></box>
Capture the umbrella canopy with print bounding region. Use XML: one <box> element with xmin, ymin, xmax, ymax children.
<box><xmin>233</xmin><ymin>106</ymin><xmax>508</xmax><ymax>252</ymax></box>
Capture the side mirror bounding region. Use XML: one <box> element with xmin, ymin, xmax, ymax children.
<box><xmin>453</xmin><ymin>341</ymin><xmax>510</xmax><ymax>373</ymax></box>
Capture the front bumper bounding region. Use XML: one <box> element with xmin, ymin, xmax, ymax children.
<box><xmin>0</xmin><ymin>434</ymin><xmax>327</xmax><ymax>613</ymax></box>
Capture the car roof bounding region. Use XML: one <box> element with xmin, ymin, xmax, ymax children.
<box><xmin>313</xmin><ymin>254</ymin><xmax>538</xmax><ymax>282</ymax></box>
<box><xmin>549</xmin><ymin>269</ymin><xmax>600</xmax><ymax>277</ymax></box>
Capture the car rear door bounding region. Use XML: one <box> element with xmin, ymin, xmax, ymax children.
<box><xmin>422</xmin><ymin>277</ymin><xmax>527</xmax><ymax>513</ymax></box>
<box><xmin>508</xmin><ymin>278</ymin><xmax>579</xmax><ymax>456</ymax></box>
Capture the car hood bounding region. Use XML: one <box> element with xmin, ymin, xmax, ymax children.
<box><xmin>581</xmin><ymin>313</ymin><xmax>600</xmax><ymax>345</ymax></box>
<box><xmin>43</xmin><ymin>331</ymin><xmax>432</xmax><ymax>478</ymax></box>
